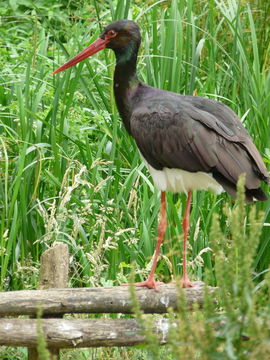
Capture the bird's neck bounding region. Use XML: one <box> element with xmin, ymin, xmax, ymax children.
<box><xmin>113</xmin><ymin>42</ymin><xmax>140</xmax><ymax>133</ymax></box>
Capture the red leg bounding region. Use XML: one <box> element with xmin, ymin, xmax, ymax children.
<box><xmin>180</xmin><ymin>190</ymin><xmax>195</xmax><ymax>287</ymax></box>
<box><xmin>122</xmin><ymin>191</ymin><xmax>167</xmax><ymax>290</ymax></box>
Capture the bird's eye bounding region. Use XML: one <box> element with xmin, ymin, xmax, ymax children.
<box><xmin>106</xmin><ymin>30</ymin><xmax>117</xmax><ymax>39</ymax></box>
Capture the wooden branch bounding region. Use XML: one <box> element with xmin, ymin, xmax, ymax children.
<box><xmin>0</xmin><ymin>281</ymin><xmax>212</xmax><ymax>316</ymax></box>
<box><xmin>0</xmin><ymin>318</ymin><xmax>175</xmax><ymax>348</ymax></box>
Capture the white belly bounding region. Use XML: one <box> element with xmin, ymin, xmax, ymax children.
<box><xmin>146</xmin><ymin>163</ymin><xmax>224</xmax><ymax>195</ymax></box>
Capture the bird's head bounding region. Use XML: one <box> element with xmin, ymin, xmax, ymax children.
<box><xmin>53</xmin><ymin>20</ymin><xmax>141</xmax><ymax>74</ymax></box>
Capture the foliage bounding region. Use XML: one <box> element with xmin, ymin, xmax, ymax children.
<box><xmin>122</xmin><ymin>177</ymin><xmax>270</xmax><ymax>360</ymax></box>
<box><xmin>0</xmin><ymin>0</ymin><xmax>269</xmax><ymax>358</ymax></box>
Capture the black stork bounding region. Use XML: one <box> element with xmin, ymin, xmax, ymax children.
<box><xmin>53</xmin><ymin>20</ymin><xmax>269</xmax><ymax>289</ymax></box>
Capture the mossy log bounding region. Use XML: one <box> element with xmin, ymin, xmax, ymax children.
<box><xmin>0</xmin><ymin>318</ymin><xmax>175</xmax><ymax>348</ymax></box>
<box><xmin>0</xmin><ymin>281</ymin><xmax>211</xmax><ymax>316</ymax></box>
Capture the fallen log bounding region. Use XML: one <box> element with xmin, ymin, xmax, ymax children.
<box><xmin>0</xmin><ymin>281</ymin><xmax>211</xmax><ymax>316</ymax></box>
<box><xmin>0</xmin><ymin>318</ymin><xmax>175</xmax><ymax>348</ymax></box>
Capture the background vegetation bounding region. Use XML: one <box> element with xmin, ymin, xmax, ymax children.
<box><xmin>0</xmin><ymin>0</ymin><xmax>269</xmax><ymax>358</ymax></box>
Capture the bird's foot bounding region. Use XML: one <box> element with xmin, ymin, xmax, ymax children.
<box><xmin>121</xmin><ymin>278</ymin><xmax>164</xmax><ymax>291</ymax></box>
<box><xmin>180</xmin><ymin>277</ymin><xmax>196</xmax><ymax>288</ymax></box>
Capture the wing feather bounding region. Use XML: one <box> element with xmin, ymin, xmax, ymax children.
<box><xmin>130</xmin><ymin>103</ymin><xmax>269</xmax><ymax>194</ymax></box>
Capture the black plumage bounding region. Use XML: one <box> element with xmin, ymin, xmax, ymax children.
<box><xmin>130</xmin><ymin>86</ymin><xmax>269</xmax><ymax>201</ymax></box>
<box><xmin>53</xmin><ymin>19</ymin><xmax>269</xmax><ymax>289</ymax></box>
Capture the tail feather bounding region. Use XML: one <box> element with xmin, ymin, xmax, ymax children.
<box><xmin>213</xmin><ymin>172</ymin><xmax>268</xmax><ymax>203</ymax></box>
<box><xmin>245</xmin><ymin>188</ymin><xmax>268</xmax><ymax>202</ymax></box>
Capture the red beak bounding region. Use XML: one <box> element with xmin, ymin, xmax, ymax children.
<box><xmin>53</xmin><ymin>37</ymin><xmax>109</xmax><ymax>75</ymax></box>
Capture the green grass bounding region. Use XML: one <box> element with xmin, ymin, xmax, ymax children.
<box><xmin>0</xmin><ymin>0</ymin><xmax>269</xmax><ymax>358</ymax></box>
